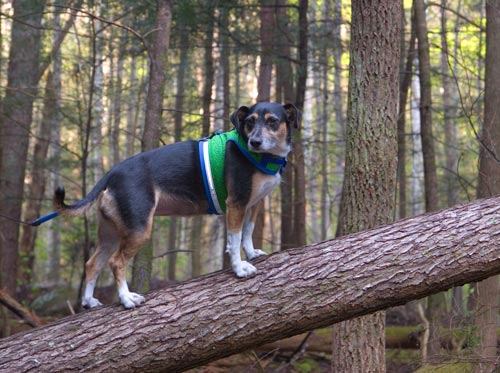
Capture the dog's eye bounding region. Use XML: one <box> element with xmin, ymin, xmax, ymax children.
<box><xmin>267</xmin><ymin>117</ymin><xmax>280</xmax><ymax>127</ymax></box>
<box><xmin>245</xmin><ymin>117</ymin><xmax>255</xmax><ymax>130</ymax></box>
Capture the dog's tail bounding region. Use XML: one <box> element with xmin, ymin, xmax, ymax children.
<box><xmin>54</xmin><ymin>173</ymin><xmax>111</xmax><ymax>217</ymax></box>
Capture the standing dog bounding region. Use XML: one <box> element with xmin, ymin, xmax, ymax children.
<box><xmin>54</xmin><ymin>102</ymin><xmax>300</xmax><ymax>309</ymax></box>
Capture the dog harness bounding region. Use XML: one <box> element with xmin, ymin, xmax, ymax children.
<box><xmin>199</xmin><ymin>129</ymin><xmax>287</xmax><ymax>215</ymax></box>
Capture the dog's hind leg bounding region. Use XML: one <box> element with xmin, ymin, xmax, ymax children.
<box><xmin>82</xmin><ymin>211</ymin><xmax>120</xmax><ymax>308</ymax></box>
<box><xmin>108</xmin><ymin>217</ymin><xmax>153</xmax><ymax>308</ymax></box>
<box><xmin>242</xmin><ymin>201</ymin><xmax>267</xmax><ymax>260</ymax></box>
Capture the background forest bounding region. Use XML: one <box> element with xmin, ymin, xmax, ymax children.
<box><xmin>0</xmin><ymin>0</ymin><xmax>496</xmax><ymax>371</ymax></box>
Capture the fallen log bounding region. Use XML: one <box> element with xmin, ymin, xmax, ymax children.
<box><xmin>2</xmin><ymin>196</ymin><xmax>500</xmax><ymax>372</ymax></box>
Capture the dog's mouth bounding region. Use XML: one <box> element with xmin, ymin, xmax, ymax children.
<box><xmin>248</xmin><ymin>140</ymin><xmax>290</xmax><ymax>157</ymax></box>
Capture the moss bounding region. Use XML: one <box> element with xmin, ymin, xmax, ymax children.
<box><xmin>293</xmin><ymin>357</ymin><xmax>320</xmax><ymax>372</ymax></box>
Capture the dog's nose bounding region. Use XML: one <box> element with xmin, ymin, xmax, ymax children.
<box><xmin>250</xmin><ymin>139</ymin><xmax>262</xmax><ymax>148</ymax></box>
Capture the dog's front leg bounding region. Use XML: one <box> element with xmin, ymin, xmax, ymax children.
<box><xmin>226</xmin><ymin>204</ymin><xmax>257</xmax><ymax>277</ymax></box>
<box><xmin>242</xmin><ymin>201</ymin><xmax>267</xmax><ymax>260</ymax></box>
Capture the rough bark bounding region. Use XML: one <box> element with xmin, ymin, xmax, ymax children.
<box><xmin>332</xmin><ymin>0</ymin><xmax>400</xmax><ymax>371</ymax></box>
<box><xmin>3</xmin><ymin>196</ymin><xmax>500</xmax><ymax>372</ymax></box>
<box><xmin>414</xmin><ymin>0</ymin><xmax>443</xmax><ymax>363</ymax></box>
<box><xmin>473</xmin><ymin>0</ymin><xmax>500</xmax><ymax>371</ymax></box>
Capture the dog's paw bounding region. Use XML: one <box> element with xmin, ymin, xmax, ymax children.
<box><xmin>233</xmin><ymin>261</ymin><xmax>257</xmax><ymax>278</ymax></box>
<box><xmin>82</xmin><ymin>297</ymin><xmax>103</xmax><ymax>309</ymax></box>
<box><xmin>247</xmin><ymin>249</ymin><xmax>267</xmax><ymax>260</ymax></box>
<box><xmin>120</xmin><ymin>292</ymin><xmax>145</xmax><ymax>309</ymax></box>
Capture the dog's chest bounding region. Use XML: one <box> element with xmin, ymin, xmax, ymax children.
<box><xmin>249</xmin><ymin>173</ymin><xmax>281</xmax><ymax>207</ymax></box>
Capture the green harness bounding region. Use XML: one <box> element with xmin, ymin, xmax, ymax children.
<box><xmin>199</xmin><ymin>129</ymin><xmax>287</xmax><ymax>214</ymax></box>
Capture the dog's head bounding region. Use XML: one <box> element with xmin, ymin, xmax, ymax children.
<box><xmin>230</xmin><ymin>102</ymin><xmax>301</xmax><ymax>157</ymax></box>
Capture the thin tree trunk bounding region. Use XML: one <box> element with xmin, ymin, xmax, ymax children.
<box><xmin>167</xmin><ymin>28</ymin><xmax>189</xmax><ymax>281</ymax></box>
<box><xmin>414</xmin><ymin>0</ymin><xmax>443</xmax><ymax>363</ymax></box>
<box><xmin>397</xmin><ymin>3</ymin><xmax>416</xmax><ymax>220</ymax></box>
<box><xmin>132</xmin><ymin>0</ymin><xmax>173</xmax><ymax>293</ymax></box>
<box><xmin>441</xmin><ymin>0</ymin><xmax>463</xmax><ymax>325</ymax></box>
<box><xmin>275</xmin><ymin>0</ymin><xmax>295</xmax><ymax>251</ymax></box>
<box><xmin>326</xmin><ymin>0</ymin><xmax>343</xmax><ymax>241</ymax></box>
<box><xmin>90</xmin><ymin>7</ymin><xmax>105</xmax><ymax>184</ymax></box>
<box><xmin>257</xmin><ymin>0</ymin><xmax>274</xmax><ymax>102</ymax></box>
<box><xmin>18</xmin><ymin>70</ymin><xmax>56</xmax><ymax>289</ymax></box>
<box><xmin>292</xmin><ymin>0</ymin><xmax>308</xmax><ymax>249</ymax></box>
<box><xmin>220</xmin><ymin>3</ymin><xmax>231</xmax><ymax>132</ymax></box>
<box><xmin>201</xmin><ymin>2</ymin><xmax>215</xmax><ymax>137</ymax></box>
<box><xmin>0</xmin><ymin>0</ymin><xmax>45</xmax><ymax>295</ymax></box>
<box><xmin>332</xmin><ymin>0</ymin><xmax>401</xmax><ymax>371</ymax></box>
<box><xmin>4</xmin><ymin>196</ymin><xmax>500</xmax><ymax>372</ymax></box>
<box><xmin>111</xmin><ymin>29</ymin><xmax>126</xmax><ymax>166</ymax></box>
<box><xmin>46</xmin><ymin>0</ymin><xmax>63</xmax><ymax>285</ymax></box>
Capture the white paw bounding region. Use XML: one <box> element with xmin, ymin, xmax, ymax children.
<box><xmin>82</xmin><ymin>297</ymin><xmax>103</xmax><ymax>309</ymax></box>
<box><xmin>120</xmin><ymin>292</ymin><xmax>145</xmax><ymax>309</ymax></box>
<box><xmin>247</xmin><ymin>249</ymin><xmax>267</xmax><ymax>260</ymax></box>
<box><xmin>233</xmin><ymin>261</ymin><xmax>257</xmax><ymax>278</ymax></box>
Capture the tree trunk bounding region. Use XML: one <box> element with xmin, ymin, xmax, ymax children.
<box><xmin>201</xmin><ymin>2</ymin><xmax>215</xmax><ymax>137</ymax></box>
<box><xmin>132</xmin><ymin>0</ymin><xmax>173</xmax><ymax>293</ymax></box>
<box><xmin>257</xmin><ymin>0</ymin><xmax>274</xmax><ymax>102</ymax></box>
<box><xmin>291</xmin><ymin>0</ymin><xmax>308</xmax><ymax>249</ymax></box>
<box><xmin>0</xmin><ymin>0</ymin><xmax>45</xmax><ymax>294</ymax></box>
<box><xmin>275</xmin><ymin>0</ymin><xmax>295</xmax><ymax>251</ymax></box>
<box><xmin>4</xmin><ymin>196</ymin><xmax>500</xmax><ymax>372</ymax></box>
<box><xmin>332</xmin><ymin>0</ymin><xmax>400</xmax><ymax>371</ymax></box>
<box><xmin>254</xmin><ymin>0</ymin><xmax>276</xmax><ymax>251</ymax></box>
<box><xmin>18</xmin><ymin>70</ymin><xmax>56</xmax><ymax>288</ymax></box>
<box><xmin>397</xmin><ymin>3</ymin><xmax>416</xmax><ymax>220</ymax></box>
<box><xmin>329</xmin><ymin>0</ymin><xmax>344</xmax><ymax>241</ymax></box>
<box><xmin>414</xmin><ymin>0</ymin><xmax>443</xmax><ymax>363</ymax></box>
<box><xmin>166</xmin><ymin>27</ymin><xmax>190</xmax><ymax>281</ymax></box>
<box><xmin>473</xmin><ymin>1</ymin><xmax>500</xmax><ymax>371</ymax></box>
<box><xmin>45</xmin><ymin>0</ymin><xmax>63</xmax><ymax>285</ymax></box>
<box><xmin>441</xmin><ymin>0</ymin><xmax>463</xmax><ymax>326</ymax></box>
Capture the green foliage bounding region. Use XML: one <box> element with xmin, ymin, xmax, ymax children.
<box><xmin>293</xmin><ymin>357</ymin><xmax>320</xmax><ymax>372</ymax></box>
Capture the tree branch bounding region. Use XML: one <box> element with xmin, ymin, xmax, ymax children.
<box><xmin>2</xmin><ymin>196</ymin><xmax>500</xmax><ymax>372</ymax></box>
<box><xmin>0</xmin><ymin>290</ymin><xmax>45</xmax><ymax>328</ymax></box>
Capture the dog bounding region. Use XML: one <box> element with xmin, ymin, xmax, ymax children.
<box><xmin>53</xmin><ymin>102</ymin><xmax>300</xmax><ymax>309</ymax></box>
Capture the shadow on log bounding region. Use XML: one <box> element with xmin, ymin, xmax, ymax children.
<box><xmin>2</xmin><ymin>196</ymin><xmax>500</xmax><ymax>372</ymax></box>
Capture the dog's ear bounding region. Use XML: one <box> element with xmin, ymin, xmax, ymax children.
<box><xmin>230</xmin><ymin>106</ymin><xmax>250</xmax><ymax>130</ymax></box>
<box><xmin>283</xmin><ymin>103</ymin><xmax>301</xmax><ymax>129</ymax></box>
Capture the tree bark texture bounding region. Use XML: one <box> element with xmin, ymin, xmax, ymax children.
<box><xmin>473</xmin><ymin>1</ymin><xmax>500</xmax><ymax>371</ymax></box>
<box><xmin>3</xmin><ymin>196</ymin><xmax>500</xmax><ymax>372</ymax></box>
<box><xmin>333</xmin><ymin>0</ymin><xmax>400</xmax><ymax>371</ymax></box>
